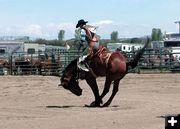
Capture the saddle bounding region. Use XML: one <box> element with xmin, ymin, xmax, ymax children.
<box><xmin>78</xmin><ymin>46</ymin><xmax>112</xmax><ymax>73</ymax></box>
<box><xmin>91</xmin><ymin>45</ymin><xmax>112</xmax><ymax>67</ymax></box>
<box><xmin>78</xmin><ymin>46</ymin><xmax>112</xmax><ymax>78</ymax></box>
<box><xmin>98</xmin><ymin>50</ymin><xmax>112</xmax><ymax>67</ymax></box>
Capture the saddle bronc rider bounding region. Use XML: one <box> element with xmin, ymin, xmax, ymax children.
<box><xmin>76</xmin><ymin>19</ymin><xmax>100</xmax><ymax>71</ymax></box>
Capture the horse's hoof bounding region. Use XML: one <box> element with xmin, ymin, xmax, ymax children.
<box><xmin>90</xmin><ymin>101</ymin><xmax>99</xmax><ymax>107</ymax></box>
<box><xmin>90</xmin><ymin>101</ymin><xmax>95</xmax><ymax>105</ymax></box>
<box><xmin>102</xmin><ymin>102</ymin><xmax>110</xmax><ymax>107</ymax></box>
<box><xmin>91</xmin><ymin>100</ymin><xmax>103</xmax><ymax>104</ymax></box>
<box><xmin>84</xmin><ymin>104</ymin><xmax>99</xmax><ymax>107</ymax></box>
<box><xmin>84</xmin><ymin>104</ymin><xmax>95</xmax><ymax>107</ymax></box>
<box><xmin>84</xmin><ymin>101</ymin><xmax>100</xmax><ymax>107</ymax></box>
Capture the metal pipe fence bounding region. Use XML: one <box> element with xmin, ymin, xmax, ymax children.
<box><xmin>0</xmin><ymin>48</ymin><xmax>180</xmax><ymax>75</ymax></box>
<box><xmin>0</xmin><ymin>50</ymin><xmax>80</xmax><ymax>76</ymax></box>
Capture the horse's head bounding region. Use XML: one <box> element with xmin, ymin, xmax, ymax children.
<box><xmin>59</xmin><ymin>59</ymin><xmax>82</xmax><ymax>96</ymax></box>
<box><xmin>60</xmin><ymin>76</ymin><xmax>82</xmax><ymax>96</ymax></box>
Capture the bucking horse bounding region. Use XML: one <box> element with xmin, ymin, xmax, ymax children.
<box><xmin>59</xmin><ymin>38</ymin><xmax>149</xmax><ymax>107</ymax></box>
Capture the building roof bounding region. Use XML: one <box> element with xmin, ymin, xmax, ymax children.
<box><xmin>0</xmin><ymin>41</ymin><xmax>24</xmax><ymax>44</ymax></box>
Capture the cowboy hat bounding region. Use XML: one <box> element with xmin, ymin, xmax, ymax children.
<box><xmin>76</xmin><ymin>19</ymin><xmax>88</xmax><ymax>28</ymax></box>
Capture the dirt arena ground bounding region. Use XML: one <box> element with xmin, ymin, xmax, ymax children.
<box><xmin>0</xmin><ymin>74</ymin><xmax>180</xmax><ymax>129</ymax></box>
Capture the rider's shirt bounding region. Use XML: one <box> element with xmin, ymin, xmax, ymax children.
<box><xmin>80</xmin><ymin>29</ymin><xmax>86</xmax><ymax>42</ymax></box>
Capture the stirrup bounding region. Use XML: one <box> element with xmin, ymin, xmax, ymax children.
<box><xmin>78</xmin><ymin>62</ymin><xmax>89</xmax><ymax>72</ymax></box>
<box><xmin>78</xmin><ymin>55</ymin><xmax>88</xmax><ymax>62</ymax></box>
<box><xmin>77</xmin><ymin>55</ymin><xmax>89</xmax><ymax>72</ymax></box>
<box><xmin>78</xmin><ymin>55</ymin><xmax>89</xmax><ymax>72</ymax></box>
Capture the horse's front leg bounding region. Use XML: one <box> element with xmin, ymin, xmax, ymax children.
<box><xmin>103</xmin><ymin>79</ymin><xmax>120</xmax><ymax>107</ymax></box>
<box><xmin>85</xmin><ymin>73</ymin><xmax>101</xmax><ymax>107</ymax></box>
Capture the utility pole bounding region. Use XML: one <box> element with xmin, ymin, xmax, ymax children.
<box><xmin>175</xmin><ymin>21</ymin><xmax>180</xmax><ymax>34</ymax></box>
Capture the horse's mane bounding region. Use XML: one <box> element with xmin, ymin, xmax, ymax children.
<box><xmin>61</xmin><ymin>58</ymin><xmax>78</xmax><ymax>81</ymax></box>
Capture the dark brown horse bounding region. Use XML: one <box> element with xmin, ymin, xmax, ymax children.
<box><xmin>59</xmin><ymin>39</ymin><xmax>149</xmax><ymax>107</ymax></box>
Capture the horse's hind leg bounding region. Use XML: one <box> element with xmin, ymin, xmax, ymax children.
<box><xmin>85</xmin><ymin>73</ymin><xmax>101</xmax><ymax>107</ymax></box>
<box><xmin>100</xmin><ymin>78</ymin><xmax>112</xmax><ymax>101</ymax></box>
<box><xmin>103</xmin><ymin>79</ymin><xmax>120</xmax><ymax>107</ymax></box>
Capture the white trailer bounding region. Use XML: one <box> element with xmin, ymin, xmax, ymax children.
<box><xmin>163</xmin><ymin>40</ymin><xmax>180</xmax><ymax>62</ymax></box>
<box><xmin>0</xmin><ymin>41</ymin><xmax>24</xmax><ymax>63</ymax></box>
<box><xmin>107</xmin><ymin>43</ymin><xmax>143</xmax><ymax>52</ymax></box>
<box><xmin>151</xmin><ymin>41</ymin><xmax>164</xmax><ymax>49</ymax></box>
<box><xmin>170</xmin><ymin>47</ymin><xmax>180</xmax><ymax>61</ymax></box>
<box><xmin>0</xmin><ymin>41</ymin><xmax>24</xmax><ymax>54</ymax></box>
<box><xmin>24</xmin><ymin>43</ymin><xmax>39</xmax><ymax>54</ymax></box>
<box><xmin>45</xmin><ymin>45</ymin><xmax>67</xmax><ymax>53</ymax></box>
<box><xmin>107</xmin><ymin>43</ymin><xmax>122</xmax><ymax>51</ymax></box>
<box><xmin>38</xmin><ymin>44</ymin><xmax>46</xmax><ymax>52</ymax></box>
<box><xmin>45</xmin><ymin>45</ymin><xmax>67</xmax><ymax>61</ymax></box>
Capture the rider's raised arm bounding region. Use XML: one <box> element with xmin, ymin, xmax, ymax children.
<box><xmin>82</xmin><ymin>25</ymin><xmax>99</xmax><ymax>42</ymax></box>
<box><xmin>82</xmin><ymin>25</ymin><xmax>93</xmax><ymax>40</ymax></box>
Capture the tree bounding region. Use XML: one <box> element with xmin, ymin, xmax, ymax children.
<box><xmin>130</xmin><ymin>38</ymin><xmax>142</xmax><ymax>43</ymax></box>
<box><xmin>58</xmin><ymin>30</ymin><xmax>65</xmax><ymax>41</ymax></box>
<box><xmin>110</xmin><ymin>31</ymin><xmax>118</xmax><ymax>42</ymax></box>
<box><xmin>151</xmin><ymin>28</ymin><xmax>163</xmax><ymax>41</ymax></box>
<box><xmin>74</xmin><ymin>28</ymin><xmax>81</xmax><ymax>41</ymax></box>
<box><xmin>157</xmin><ymin>29</ymin><xmax>163</xmax><ymax>40</ymax></box>
<box><xmin>34</xmin><ymin>38</ymin><xmax>47</xmax><ymax>44</ymax></box>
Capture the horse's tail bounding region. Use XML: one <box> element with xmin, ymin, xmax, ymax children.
<box><xmin>127</xmin><ymin>37</ymin><xmax>150</xmax><ymax>69</ymax></box>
